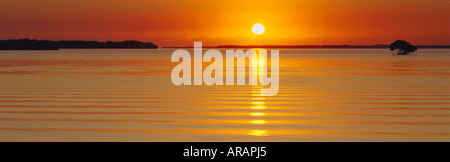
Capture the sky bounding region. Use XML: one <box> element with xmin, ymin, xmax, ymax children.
<box><xmin>0</xmin><ymin>0</ymin><xmax>449</xmax><ymax>46</ymax></box>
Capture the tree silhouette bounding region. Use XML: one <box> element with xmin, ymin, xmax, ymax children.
<box><xmin>390</xmin><ymin>40</ymin><xmax>417</xmax><ymax>55</ymax></box>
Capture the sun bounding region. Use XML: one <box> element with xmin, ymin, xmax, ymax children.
<box><xmin>252</xmin><ymin>23</ymin><xmax>265</xmax><ymax>35</ymax></box>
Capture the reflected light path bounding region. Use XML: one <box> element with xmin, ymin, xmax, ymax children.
<box><xmin>247</xmin><ymin>49</ymin><xmax>269</xmax><ymax>137</ymax></box>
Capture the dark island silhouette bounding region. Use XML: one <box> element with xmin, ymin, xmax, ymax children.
<box><xmin>0</xmin><ymin>39</ymin><xmax>158</xmax><ymax>50</ymax></box>
<box><xmin>390</xmin><ymin>40</ymin><xmax>417</xmax><ymax>55</ymax></box>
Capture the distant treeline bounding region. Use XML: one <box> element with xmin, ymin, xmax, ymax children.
<box><xmin>0</xmin><ymin>39</ymin><xmax>158</xmax><ymax>50</ymax></box>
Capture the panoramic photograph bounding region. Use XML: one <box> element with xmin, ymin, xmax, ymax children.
<box><xmin>0</xmin><ymin>0</ymin><xmax>449</xmax><ymax>147</ymax></box>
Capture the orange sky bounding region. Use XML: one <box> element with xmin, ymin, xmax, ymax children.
<box><xmin>0</xmin><ymin>0</ymin><xmax>449</xmax><ymax>46</ymax></box>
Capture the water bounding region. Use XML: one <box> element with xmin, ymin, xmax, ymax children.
<box><xmin>0</xmin><ymin>48</ymin><xmax>448</xmax><ymax>141</ymax></box>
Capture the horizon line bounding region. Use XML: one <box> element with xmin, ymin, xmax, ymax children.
<box><xmin>2</xmin><ymin>39</ymin><xmax>450</xmax><ymax>49</ymax></box>
<box><xmin>162</xmin><ymin>44</ymin><xmax>450</xmax><ymax>49</ymax></box>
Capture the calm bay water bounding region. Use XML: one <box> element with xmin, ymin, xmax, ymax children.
<box><xmin>0</xmin><ymin>48</ymin><xmax>448</xmax><ymax>141</ymax></box>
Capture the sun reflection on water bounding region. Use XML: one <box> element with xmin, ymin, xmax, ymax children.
<box><xmin>247</xmin><ymin>50</ymin><xmax>269</xmax><ymax>137</ymax></box>
<box><xmin>250</xmin><ymin>105</ymin><xmax>266</xmax><ymax>110</ymax></box>
<box><xmin>250</xmin><ymin>112</ymin><xmax>266</xmax><ymax>116</ymax></box>
<box><xmin>247</xmin><ymin>130</ymin><xmax>269</xmax><ymax>136</ymax></box>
